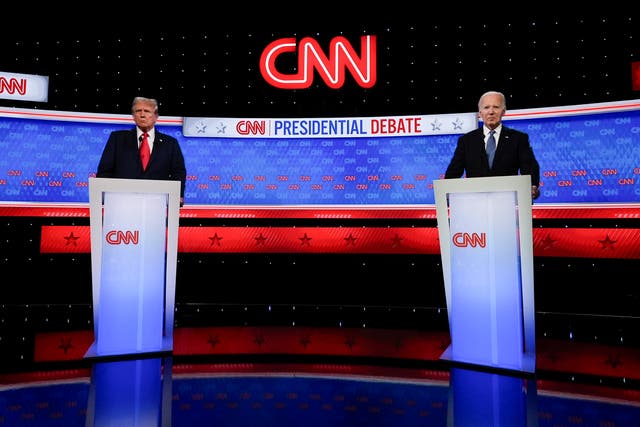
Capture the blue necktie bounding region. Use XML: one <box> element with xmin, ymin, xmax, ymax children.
<box><xmin>486</xmin><ymin>130</ymin><xmax>496</xmax><ymax>168</ymax></box>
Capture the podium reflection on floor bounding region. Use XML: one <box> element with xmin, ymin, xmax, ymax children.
<box><xmin>2</xmin><ymin>356</ymin><xmax>639</xmax><ymax>426</ymax></box>
<box><xmin>86</xmin><ymin>357</ymin><xmax>537</xmax><ymax>427</ymax></box>
<box><xmin>85</xmin><ymin>356</ymin><xmax>172</xmax><ymax>427</ymax></box>
<box><xmin>448</xmin><ymin>367</ymin><xmax>537</xmax><ymax>427</ymax></box>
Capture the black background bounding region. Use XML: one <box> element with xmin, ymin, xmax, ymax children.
<box><xmin>1</xmin><ymin>17</ymin><xmax>638</xmax><ymax>118</ymax></box>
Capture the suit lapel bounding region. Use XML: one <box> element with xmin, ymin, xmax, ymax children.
<box><xmin>150</xmin><ymin>133</ymin><xmax>164</xmax><ymax>166</ymax></box>
<box><xmin>494</xmin><ymin>127</ymin><xmax>511</xmax><ymax>164</ymax></box>
<box><xmin>130</xmin><ymin>129</ymin><xmax>144</xmax><ymax>169</ymax></box>
<box><xmin>475</xmin><ymin>128</ymin><xmax>490</xmax><ymax>169</ymax></box>
<box><xmin>130</xmin><ymin>129</ymin><xmax>138</xmax><ymax>148</ymax></box>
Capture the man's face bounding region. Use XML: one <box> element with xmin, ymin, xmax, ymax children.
<box><xmin>132</xmin><ymin>101</ymin><xmax>158</xmax><ymax>131</ymax></box>
<box><xmin>478</xmin><ymin>94</ymin><xmax>505</xmax><ymax>129</ymax></box>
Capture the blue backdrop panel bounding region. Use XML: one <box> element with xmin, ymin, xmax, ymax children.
<box><xmin>0</xmin><ymin>105</ymin><xmax>638</xmax><ymax>205</ymax></box>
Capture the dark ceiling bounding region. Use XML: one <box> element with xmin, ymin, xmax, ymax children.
<box><xmin>1</xmin><ymin>17</ymin><xmax>638</xmax><ymax>118</ymax></box>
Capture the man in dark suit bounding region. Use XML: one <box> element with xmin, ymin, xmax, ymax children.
<box><xmin>444</xmin><ymin>90</ymin><xmax>541</xmax><ymax>200</ymax></box>
<box><xmin>97</xmin><ymin>96</ymin><xmax>187</xmax><ymax>206</ymax></box>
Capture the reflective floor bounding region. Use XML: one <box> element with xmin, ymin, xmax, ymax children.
<box><xmin>1</xmin><ymin>356</ymin><xmax>639</xmax><ymax>427</ymax></box>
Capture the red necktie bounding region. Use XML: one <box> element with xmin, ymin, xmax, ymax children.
<box><xmin>139</xmin><ymin>132</ymin><xmax>150</xmax><ymax>170</ymax></box>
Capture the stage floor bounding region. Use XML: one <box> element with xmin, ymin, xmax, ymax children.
<box><xmin>1</xmin><ymin>357</ymin><xmax>639</xmax><ymax>427</ymax></box>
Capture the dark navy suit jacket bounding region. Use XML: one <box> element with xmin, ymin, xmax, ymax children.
<box><xmin>96</xmin><ymin>128</ymin><xmax>186</xmax><ymax>197</ymax></box>
<box><xmin>444</xmin><ymin>125</ymin><xmax>540</xmax><ymax>187</ymax></box>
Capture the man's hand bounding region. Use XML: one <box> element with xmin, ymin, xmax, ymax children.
<box><xmin>531</xmin><ymin>186</ymin><xmax>540</xmax><ymax>200</ymax></box>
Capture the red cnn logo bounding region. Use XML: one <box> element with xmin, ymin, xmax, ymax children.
<box><xmin>0</xmin><ymin>77</ymin><xmax>27</xmax><ymax>96</ymax></box>
<box><xmin>452</xmin><ymin>232</ymin><xmax>486</xmax><ymax>248</ymax></box>
<box><xmin>236</xmin><ymin>120</ymin><xmax>267</xmax><ymax>136</ymax></box>
<box><xmin>106</xmin><ymin>230</ymin><xmax>139</xmax><ymax>245</ymax></box>
<box><xmin>260</xmin><ymin>35</ymin><xmax>377</xmax><ymax>89</ymax></box>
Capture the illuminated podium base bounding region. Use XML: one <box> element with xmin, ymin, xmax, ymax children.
<box><xmin>440</xmin><ymin>347</ymin><xmax>536</xmax><ymax>375</ymax></box>
<box><xmin>84</xmin><ymin>338</ymin><xmax>174</xmax><ymax>360</ymax></box>
<box><xmin>434</xmin><ymin>176</ymin><xmax>536</xmax><ymax>374</ymax></box>
<box><xmin>86</xmin><ymin>178</ymin><xmax>180</xmax><ymax>359</ymax></box>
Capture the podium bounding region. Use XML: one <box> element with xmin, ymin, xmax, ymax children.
<box><xmin>434</xmin><ymin>175</ymin><xmax>536</xmax><ymax>373</ymax></box>
<box><xmin>85</xmin><ymin>177</ymin><xmax>181</xmax><ymax>358</ymax></box>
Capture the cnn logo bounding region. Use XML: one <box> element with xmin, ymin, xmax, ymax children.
<box><xmin>452</xmin><ymin>232</ymin><xmax>486</xmax><ymax>248</ymax></box>
<box><xmin>105</xmin><ymin>230</ymin><xmax>139</xmax><ymax>245</ymax></box>
<box><xmin>0</xmin><ymin>77</ymin><xmax>27</xmax><ymax>95</ymax></box>
<box><xmin>260</xmin><ymin>35</ymin><xmax>377</xmax><ymax>89</ymax></box>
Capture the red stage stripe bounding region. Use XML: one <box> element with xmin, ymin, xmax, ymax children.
<box><xmin>3</xmin><ymin>203</ymin><xmax>640</xmax><ymax>219</ymax></box>
<box><xmin>31</xmin><ymin>327</ymin><xmax>640</xmax><ymax>382</ymax></box>
<box><xmin>40</xmin><ymin>225</ymin><xmax>640</xmax><ymax>258</ymax></box>
<box><xmin>33</xmin><ymin>330</ymin><xmax>94</xmax><ymax>362</ymax></box>
<box><xmin>533</xmin><ymin>228</ymin><xmax>640</xmax><ymax>258</ymax></box>
<box><xmin>40</xmin><ymin>225</ymin><xmax>91</xmax><ymax>253</ymax></box>
<box><xmin>177</xmin><ymin>226</ymin><xmax>441</xmax><ymax>254</ymax></box>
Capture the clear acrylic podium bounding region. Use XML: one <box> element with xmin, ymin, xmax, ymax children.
<box><xmin>434</xmin><ymin>175</ymin><xmax>536</xmax><ymax>373</ymax></box>
<box><xmin>85</xmin><ymin>177</ymin><xmax>180</xmax><ymax>358</ymax></box>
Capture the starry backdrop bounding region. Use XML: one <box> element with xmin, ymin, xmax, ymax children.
<box><xmin>1</xmin><ymin>17</ymin><xmax>638</xmax><ymax>118</ymax></box>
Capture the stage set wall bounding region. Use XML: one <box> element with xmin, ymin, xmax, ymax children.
<box><xmin>0</xmin><ymin>100</ymin><xmax>638</xmax><ymax>334</ymax></box>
